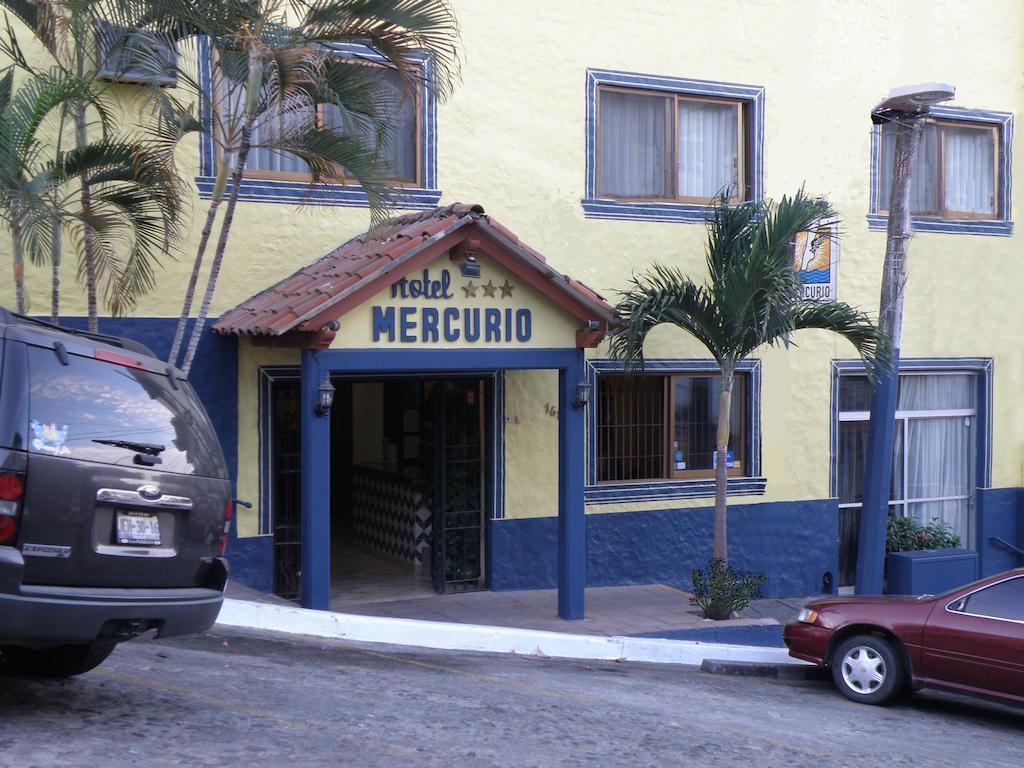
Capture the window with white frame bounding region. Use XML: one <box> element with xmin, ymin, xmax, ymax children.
<box><xmin>836</xmin><ymin>373</ymin><xmax>977</xmax><ymax>587</ymax></box>
<box><xmin>597</xmin><ymin>87</ymin><xmax>748</xmax><ymax>203</ymax></box>
<box><xmin>597</xmin><ymin>373</ymin><xmax>747</xmax><ymax>482</ymax></box>
<box><xmin>878</xmin><ymin>118</ymin><xmax>1000</xmax><ymax>219</ymax></box>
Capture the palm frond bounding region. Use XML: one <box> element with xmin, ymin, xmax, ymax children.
<box><xmin>792</xmin><ymin>301</ymin><xmax>893</xmax><ymax>381</ymax></box>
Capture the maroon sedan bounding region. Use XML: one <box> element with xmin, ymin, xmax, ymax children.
<box><xmin>784</xmin><ymin>569</ymin><xmax>1024</xmax><ymax>705</ymax></box>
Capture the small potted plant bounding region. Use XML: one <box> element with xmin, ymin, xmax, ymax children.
<box><xmin>885</xmin><ymin>516</ymin><xmax>978</xmax><ymax>595</ymax></box>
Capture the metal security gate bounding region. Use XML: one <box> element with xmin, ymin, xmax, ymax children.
<box><xmin>272</xmin><ymin>379</ymin><xmax>302</xmax><ymax>600</ymax></box>
<box><xmin>431</xmin><ymin>381</ymin><xmax>486</xmax><ymax>594</ymax></box>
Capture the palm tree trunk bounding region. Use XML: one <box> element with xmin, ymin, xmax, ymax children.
<box><xmin>180</xmin><ymin>46</ymin><xmax>263</xmax><ymax>376</ymax></box>
<box><xmin>712</xmin><ymin>374</ymin><xmax>734</xmax><ymax>563</ymax></box>
<box><xmin>179</xmin><ymin>120</ymin><xmax>254</xmax><ymax>376</ymax></box>
<box><xmin>50</xmin><ymin>216</ymin><xmax>61</xmax><ymax>323</ymax></box>
<box><xmin>167</xmin><ymin>169</ymin><xmax>227</xmax><ymax>368</ymax></box>
<box><xmin>73</xmin><ymin>48</ymin><xmax>99</xmax><ymax>333</ymax></box>
<box><xmin>11</xmin><ymin>222</ymin><xmax>25</xmax><ymax>314</ymax></box>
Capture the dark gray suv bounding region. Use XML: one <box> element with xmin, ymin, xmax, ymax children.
<box><xmin>0</xmin><ymin>311</ymin><xmax>231</xmax><ymax>676</ymax></box>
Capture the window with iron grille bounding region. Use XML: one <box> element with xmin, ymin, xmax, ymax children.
<box><xmin>597</xmin><ymin>373</ymin><xmax>747</xmax><ymax>482</ymax></box>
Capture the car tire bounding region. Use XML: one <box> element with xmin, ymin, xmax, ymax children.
<box><xmin>830</xmin><ymin>633</ymin><xmax>904</xmax><ymax>705</ymax></box>
<box><xmin>1</xmin><ymin>640</ymin><xmax>118</xmax><ymax>678</ymax></box>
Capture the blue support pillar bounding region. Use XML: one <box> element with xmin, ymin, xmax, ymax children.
<box><xmin>855</xmin><ymin>349</ymin><xmax>900</xmax><ymax>595</ymax></box>
<box><xmin>300</xmin><ymin>349</ymin><xmax>331</xmax><ymax>610</ymax></box>
<box><xmin>557</xmin><ymin>350</ymin><xmax>586</xmax><ymax>619</ymax></box>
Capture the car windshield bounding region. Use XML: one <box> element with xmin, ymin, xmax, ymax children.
<box><xmin>27</xmin><ymin>346</ymin><xmax>225</xmax><ymax>478</ymax></box>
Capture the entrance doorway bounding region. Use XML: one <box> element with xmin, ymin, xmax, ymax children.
<box><xmin>268</xmin><ymin>375</ymin><xmax>492</xmax><ymax>606</ymax></box>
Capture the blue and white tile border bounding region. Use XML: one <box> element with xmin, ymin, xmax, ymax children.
<box><xmin>828</xmin><ymin>357</ymin><xmax>994</xmax><ymax>500</ymax></box>
<box><xmin>581</xmin><ymin>69</ymin><xmax>765</xmax><ymax>224</ymax></box>
<box><xmin>196</xmin><ymin>39</ymin><xmax>441</xmax><ymax>209</ymax></box>
<box><xmin>867</xmin><ymin>106</ymin><xmax>1014</xmax><ymax>236</ymax></box>
<box><xmin>584</xmin><ymin>358</ymin><xmax>764</xmax><ymax>504</ymax></box>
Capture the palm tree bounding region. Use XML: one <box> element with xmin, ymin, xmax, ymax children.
<box><xmin>119</xmin><ymin>0</ymin><xmax>460</xmax><ymax>373</ymax></box>
<box><xmin>610</xmin><ymin>192</ymin><xmax>890</xmax><ymax>564</ymax></box>
<box><xmin>0</xmin><ymin>66</ymin><xmax>182</xmax><ymax>318</ymax></box>
<box><xmin>0</xmin><ymin>0</ymin><xmax>184</xmax><ymax>327</ymax></box>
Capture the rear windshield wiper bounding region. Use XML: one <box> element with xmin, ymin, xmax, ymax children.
<box><xmin>92</xmin><ymin>439</ymin><xmax>166</xmax><ymax>456</ymax></box>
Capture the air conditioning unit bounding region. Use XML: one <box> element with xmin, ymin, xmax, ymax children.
<box><xmin>96</xmin><ymin>21</ymin><xmax>178</xmax><ymax>87</ymax></box>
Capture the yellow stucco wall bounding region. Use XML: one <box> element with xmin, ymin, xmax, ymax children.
<box><xmin>4</xmin><ymin>1</ymin><xmax>1023</xmax><ymax>529</ymax></box>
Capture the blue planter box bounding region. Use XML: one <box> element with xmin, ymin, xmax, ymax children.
<box><xmin>886</xmin><ymin>549</ymin><xmax>979</xmax><ymax>595</ymax></box>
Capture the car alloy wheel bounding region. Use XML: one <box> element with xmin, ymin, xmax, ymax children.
<box><xmin>831</xmin><ymin>633</ymin><xmax>903</xmax><ymax>705</ymax></box>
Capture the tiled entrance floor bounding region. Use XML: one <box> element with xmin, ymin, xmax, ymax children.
<box><xmin>328</xmin><ymin>544</ymin><xmax>435</xmax><ymax>611</ymax></box>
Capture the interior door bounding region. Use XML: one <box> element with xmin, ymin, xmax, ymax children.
<box><xmin>921</xmin><ymin>576</ymin><xmax>1024</xmax><ymax>699</ymax></box>
<box><xmin>431</xmin><ymin>381</ymin><xmax>486</xmax><ymax>594</ymax></box>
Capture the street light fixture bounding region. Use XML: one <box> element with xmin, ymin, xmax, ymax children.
<box><xmin>855</xmin><ymin>82</ymin><xmax>955</xmax><ymax>595</ymax></box>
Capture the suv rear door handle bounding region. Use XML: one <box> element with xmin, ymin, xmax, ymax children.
<box><xmin>96</xmin><ymin>488</ymin><xmax>193</xmax><ymax>510</ymax></box>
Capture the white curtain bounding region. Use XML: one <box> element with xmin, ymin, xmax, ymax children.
<box><xmin>944</xmin><ymin>125</ymin><xmax>995</xmax><ymax>214</ymax></box>
<box><xmin>899</xmin><ymin>375</ymin><xmax>975</xmax><ymax>543</ymax></box>
<box><xmin>221</xmin><ymin>81</ymin><xmax>313</xmax><ymax>174</ymax></box>
<box><xmin>322</xmin><ymin>68</ymin><xmax>418</xmax><ymax>182</ymax></box>
<box><xmin>678</xmin><ymin>100</ymin><xmax>739</xmax><ymax>199</ymax></box>
<box><xmin>598</xmin><ymin>90</ymin><xmax>669</xmax><ymax>197</ymax></box>
<box><xmin>879</xmin><ymin>122</ymin><xmax>939</xmax><ymax>214</ymax></box>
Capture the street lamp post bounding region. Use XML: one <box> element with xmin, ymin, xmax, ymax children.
<box><xmin>855</xmin><ymin>83</ymin><xmax>955</xmax><ymax>595</ymax></box>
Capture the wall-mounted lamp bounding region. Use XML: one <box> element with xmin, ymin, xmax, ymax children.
<box><xmin>314</xmin><ymin>379</ymin><xmax>335</xmax><ymax>417</ymax></box>
<box><xmin>459</xmin><ymin>254</ymin><xmax>481</xmax><ymax>279</ymax></box>
<box><xmin>572</xmin><ymin>380</ymin><xmax>592</xmax><ymax>410</ymax></box>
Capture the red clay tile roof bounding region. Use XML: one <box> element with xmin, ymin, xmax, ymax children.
<box><xmin>213</xmin><ymin>203</ymin><xmax>615</xmax><ymax>338</ymax></box>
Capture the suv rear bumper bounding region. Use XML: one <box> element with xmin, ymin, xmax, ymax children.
<box><xmin>0</xmin><ymin>548</ymin><xmax>228</xmax><ymax>645</ymax></box>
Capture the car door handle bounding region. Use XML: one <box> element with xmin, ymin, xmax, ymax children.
<box><xmin>96</xmin><ymin>488</ymin><xmax>193</xmax><ymax>510</ymax></box>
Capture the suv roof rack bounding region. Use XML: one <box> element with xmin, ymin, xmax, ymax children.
<box><xmin>0</xmin><ymin>309</ymin><xmax>157</xmax><ymax>358</ymax></box>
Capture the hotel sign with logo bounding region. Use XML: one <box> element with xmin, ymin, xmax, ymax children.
<box><xmin>794</xmin><ymin>225</ymin><xmax>839</xmax><ymax>302</ymax></box>
<box><xmin>371</xmin><ymin>268</ymin><xmax>533</xmax><ymax>344</ymax></box>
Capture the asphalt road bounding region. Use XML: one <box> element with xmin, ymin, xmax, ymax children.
<box><xmin>1</xmin><ymin>628</ymin><xmax>1022</xmax><ymax>767</ymax></box>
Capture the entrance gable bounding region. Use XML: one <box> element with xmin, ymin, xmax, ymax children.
<box><xmin>330</xmin><ymin>250</ymin><xmax>582</xmax><ymax>349</ymax></box>
<box><xmin>213</xmin><ymin>203</ymin><xmax>615</xmax><ymax>349</ymax></box>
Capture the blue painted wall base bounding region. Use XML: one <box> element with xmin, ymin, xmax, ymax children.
<box><xmin>490</xmin><ymin>498</ymin><xmax>839</xmax><ymax>598</ymax></box>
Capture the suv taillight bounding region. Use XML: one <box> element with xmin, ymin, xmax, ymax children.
<box><xmin>218</xmin><ymin>499</ymin><xmax>233</xmax><ymax>556</ymax></box>
<box><xmin>0</xmin><ymin>472</ymin><xmax>25</xmax><ymax>546</ymax></box>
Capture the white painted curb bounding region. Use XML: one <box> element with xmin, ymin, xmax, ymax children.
<box><xmin>215</xmin><ymin>599</ymin><xmax>808</xmax><ymax>667</ymax></box>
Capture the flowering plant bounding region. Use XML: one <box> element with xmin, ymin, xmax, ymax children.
<box><xmin>886</xmin><ymin>515</ymin><xmax>961</xmax><ymax>553</ymax></box>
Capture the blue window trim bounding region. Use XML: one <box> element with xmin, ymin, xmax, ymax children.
<box><xmin>829</xmin><ymin>357</ymin><xmax>994</xmax><ymax>501</ymax></box>
<box><xmin>581</xmin><ymin>68</ymin><xmax>765</xmax><ymax>224</ymax></box>
<box><xmin>196</xmin><ymin>38</ymin><xmax>440</xmax><ymax>209</ymax></box>
<box><xmin>257</xmin><ymin>364</ymin><xmax>301</xmax><ymax>537</ymax></box>
<box><xmin>867</xmin><ymin>106</ymin><xmax>1014</xmax><ymax>236</ymax></box>
<box><xmin>585</xmin><ymin>358</ymin><xmax>764</xmax><ymax>504</ymax></box>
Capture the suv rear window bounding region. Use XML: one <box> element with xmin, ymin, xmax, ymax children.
<box><xmin>27</xmin><ymin>346</ymin><xmax>226</xmax><ymax>477</ymax></box>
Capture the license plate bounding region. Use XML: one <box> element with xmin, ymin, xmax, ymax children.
<box><xmin>116</xmin><ymin>511</ymin><xmax>161</xmax><ymax>546</ymax></box>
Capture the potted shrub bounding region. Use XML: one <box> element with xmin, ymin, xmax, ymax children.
<box><xmin>885</xmin><ymin>516</ymin><xmax>978</xmax><ymax>595</ymax></box>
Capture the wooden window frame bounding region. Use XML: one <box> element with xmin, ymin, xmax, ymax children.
<box><xmin>877</xmin><ymin>118</ymin><xmax>1000</xmax><ymax>221</ymax></box>
<box><xmin>596</xmin><ymin>373</ymin><xmax>748</xmax><ymax>483</ymax></box>
<box><xmin>667</xmin><ymin>374</ymin><xmax>746</xmax><ymax>480</ymax></box>
<box><xmin>214</xmin><ymin>55</ymin><xmax>424</xmax><ymax>188</ymax></box>
<box><xmin>595</xmin><ymin>84</ymin><xmax>747</xmax><ymax>205</ymax></box>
